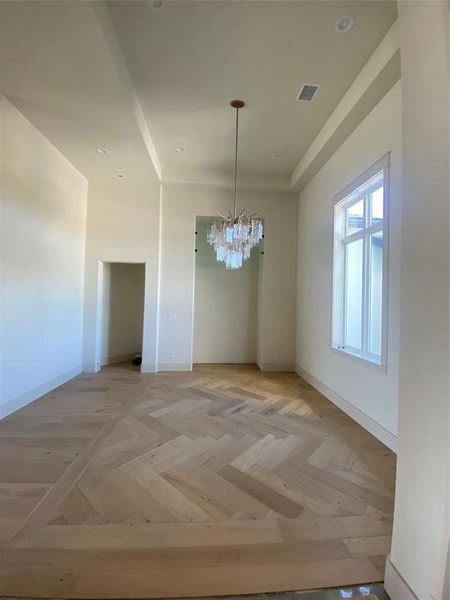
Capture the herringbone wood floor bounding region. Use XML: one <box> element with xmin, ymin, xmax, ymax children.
<box><xmin>0</xmin><ymin>364</ymin><xmax>395</xmax><ymax>598</ymax></box>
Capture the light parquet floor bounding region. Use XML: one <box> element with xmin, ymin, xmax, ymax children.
<box><xmin>0</xmin><ymin>364</ymin><xmax>396</xmax><ymax>598</ymax></box>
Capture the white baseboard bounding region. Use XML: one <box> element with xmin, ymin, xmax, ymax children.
<box><xmin>295</xmin><ymin>364</ymin><xmax>397</xmax><ymax>452</ymax></box>
<box><xmin>385</xmin><ymin>555</ymin><xmax>419</xmax><ymax>600</ymax></box>
<box><xmin>0</xmin><ymin>366</ymin><xmax>82</xmax><ymax>420</ymax></box>
<box><xmin>101</xmin><ymin>353</ymin><xmax>135</xmax><ymax>367</ymax></box>
<box><xmin>141</xmin><ymin>363</ymin><xmax>157</xmax><ymax>373</ymax></box>
<box><xmin>158</xmin><ymin>362</ymin><xmax>192</xmax><ymax>372</ymax></box>
<box><xmin>260</xmin><ymin>363</ymin><xmax>295</xmax><ymax>372</ymax></box>
<box><xmin>83</xmin><ymin>363</ymin><xmax>101</xmax><ymax>373</ymax></box>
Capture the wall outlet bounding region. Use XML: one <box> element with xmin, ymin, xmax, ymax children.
<box><xmin>169</xmin><ymin>352</ymin><xmax>175</xmax><ymax>359</ymax></box>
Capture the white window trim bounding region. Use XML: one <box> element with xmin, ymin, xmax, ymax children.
<box><xmin>331</xmin><ymin>153</ymin><xmax>390</xmax><ymax>369</ymax></box>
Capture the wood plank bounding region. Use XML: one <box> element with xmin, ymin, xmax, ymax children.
<box><xmin>344</xmin><ymin>534</ymin><xmax>391</xmax><ymax>557</ymax></box>
<box><xmin>9</xmin><ymin>520</ymin><xmax>283</xmax><ymax>550</ymax></box>
<box><xmin>70</xmin><ymin>558</ymin><xmax>380</xmax><ymax>598</ymax></box>
<box><xmin>219</xmin><ymin>465</ymin><xmax>304</xmax><ymax>518</ymax></box>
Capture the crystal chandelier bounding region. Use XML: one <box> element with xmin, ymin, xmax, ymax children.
<box><xmin>207</xmin><ymin>100</ymin><xmax>263</xmax><ymax>269</ymax></box>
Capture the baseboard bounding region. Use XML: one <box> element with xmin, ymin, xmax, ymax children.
<box><xmin>83</xmin><ymin>363</ymin><xmax>101</xmax><ymax>373</ymax></box>
<box><xmin>141</xmin><ymin>363</ymin><xmax>157</xmax><ymax>373</ymax></box>
<box><xmin>295</xmin><ymin>364</ymin><xmax>397</xmax><ymax>452</ymax></box>
<box><xmin>385</xmin><ymin>555</ymin><xmax>419</xmax><ymax>600</ymax></box>
<box><xmin>158</xmin><ymin>362</ymin><xmax>192</xmax><ymax>372</ymax></box>
<box><xmin>101</xmin><ymin>353</ymin><xmax>135</xmax><ymax>367</ymax></box>
<box><xmin>0</xmin><ymin>366</ymin><xmax>82</xmax><ymax>420</ymax></box>
<box><xmin>260</xmin><ymin>363</ymin><xmax>295</xmax><ymax>372</ymax></box>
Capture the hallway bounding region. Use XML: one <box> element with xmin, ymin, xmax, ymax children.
<box><xmin>0</xmin><ymin>364</ymin><xmax>395</xmax><ymax>598</ymax></box>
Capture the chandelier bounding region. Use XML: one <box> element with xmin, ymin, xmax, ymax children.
<box><xmin>207</xmin><ymin>100</ymin><xmax>264</xmax><ymax>269</ymax></box>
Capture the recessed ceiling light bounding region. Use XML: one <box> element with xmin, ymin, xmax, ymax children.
<box><xmin>96</xmin><ymin>147</ymin><xmax>107</xmax><ymax>154</ymax></box>
<box><xmin>175</xmin><ymin>146</ymin><xmax>184</xmax><ymax>152</ymax></box>
<box><xmin>117</xmin><ymin>174</ymin><xmax>124</xmax><ymax>178</ymax></box>
<box><xmin>335</xmin><ymin>15</ymin><xmax>354</xmax><ymax>33</ymax></box>
<box><xmin>150</xmin><ymin>0</ymin><xmax>164</xmax><ymax>10</ymax></box>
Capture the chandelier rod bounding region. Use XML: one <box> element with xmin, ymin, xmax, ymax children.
<box><xmin>230</xmin><ymin>100</ymin><xmax>245</xmax><ymax>219</ymax></box>
<box><xmin>233</xmin><ymin>105</ymin><xmax>239</xmax><ymax>219</ymax></box>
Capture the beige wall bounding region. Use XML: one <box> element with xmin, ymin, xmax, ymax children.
<box><xmin>82</xmin><ymin>181</ymin><xmax>296</xmax><ymax>373</ymax></box>
<box><xmin>159</xmin><ymin>183</ymin><xmax>297</xmax><ymax>371</ymax></box>
<box><xmin>193</xmin><ymin>217</ymin><xmax>259</xmax><ymax>364</ymax></box>
<box><xmin>296</xmin><ymin>81</ymin><xmax>402</xmax><ymax>449</ymax></box>
<box><xmin>385</xmin><ymin>3</ymin><xmax>450</xmax><ymax>600</ymax></box>
<box><xmin>82</xmin><ymin>180</ymin><xmax>161</xmax><ymax>373</ymax></box>
<box><xmin>0</xmin><ymin>96</ymin><xmax>87</xmax><ymax>417</ymax></box>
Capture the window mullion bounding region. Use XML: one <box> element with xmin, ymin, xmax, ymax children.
<box><xmin>365</xmin><ymin>223</ymin><xmax>383</xmax><ymax>236</ymax></box>
<box><xmin>342</xmin><ymin>207</ymin><xmax>347</xmax><ymax>348</ymax></box>
<box><xmin>343</xmin><ymin>230</ymin><xmax>365</xmax><ymax>245</ymax></box>
<box><xmin>361</xmin><ymin>193</ymin><xmax>370</xmax><ymax>355</ymax></box>
<box><xmin>342</xmin><ymin>241</ymin><xmax>348</xmax><ymax>349</ymax></box>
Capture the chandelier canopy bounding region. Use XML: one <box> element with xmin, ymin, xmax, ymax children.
<box><xmin>207</xmin><ymin>100</ymin><xmax>263</xmax><ymax>270</ymax></box>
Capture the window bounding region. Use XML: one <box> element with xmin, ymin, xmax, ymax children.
<box><xmin>332</xmin><ymin>155</ymin><xmax>389</xmax><ymax>367</ymax></box>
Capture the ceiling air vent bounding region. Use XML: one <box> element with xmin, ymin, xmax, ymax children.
<box><xmin>297</xmin><ymin>84</ymin><xmax>320</xmax><ymax>102</ymax></box>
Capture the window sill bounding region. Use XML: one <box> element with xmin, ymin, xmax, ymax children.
<box><xmin>330</xmin><ymin>346</ymin><xmax>387</xmax><ymax>374</ymax></box>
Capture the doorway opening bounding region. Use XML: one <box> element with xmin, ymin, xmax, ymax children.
<box><xmin>100</xmin><ymin>262</ymin><xmax>145</xmax><ymax>370</ymax></box>
<box><xmin>193</xmin><ymin>216</ymin><xmax>262</xmax><ymax>366</ymax></box>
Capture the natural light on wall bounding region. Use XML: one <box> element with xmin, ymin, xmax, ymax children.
<box><xmin>332</xmin><ymin>154</ymin><xmax>390</xmax><ymax>367</ymax></box>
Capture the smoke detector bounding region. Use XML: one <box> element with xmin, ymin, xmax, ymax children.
<box><xmin>297</xmin><ymin>84</ymin><xmax>320</xmax><ymax>102</ymax></box>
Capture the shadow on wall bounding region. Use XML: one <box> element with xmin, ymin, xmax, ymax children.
<box><xmin>101</xmin><ymin>262</ymin><xmax>145</xmax><ymax>366</ymax></box>
<box><xmin>443</xmin><ymin>536</ymin><xmax>450</xmax><ymax>600</ymax></box>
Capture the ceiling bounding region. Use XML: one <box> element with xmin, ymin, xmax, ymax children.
<box><xmin>108</xmin><ymin>0</ymin><xmax>397</xmax><ymax>182</ymax></box>
<box><xmin>0</xmin><ymin>1</ymin><xmax>160</xmax><ymax>194</ymax></box>
<box><xmin>0</xmin><ymin>0</ymin><xmax>397</xmax><ymax>190</ymax></box>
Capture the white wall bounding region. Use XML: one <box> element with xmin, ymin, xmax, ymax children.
<box><xmin>82</xmin><ymin>181</ymin><xmax>296</xmax><ymax>375</ymax></box>
<box><xmin>82</xmin><ymin>180</ymin><xmax>161</xmax><ymax>373</ymax></box>
<box><xmin>159</xmin><ymin>183</ymin><xmax>297</xmax><ymax>371</ymax></box>
<box><xmin>296</xmin><ymin>81</ymin><xmax>402</xmax><ymax>449</ymax></box>
<box><xmin>193</xmin><ymin>217</ymin><xmax>258</xmax><ymax>364</ymax></box>
<box><xmin>385</xmin><ymin>3</ymin><xmax>450</xmax><ymax>600</ymax></box>
<box><xmin>0</xmin><ymin>96</ymin><xmax>87</xmax><ymax>418</ymax></box>
<box><xmin>100</xmin><ymin>262</ymin><xmax>145</xmax><ymax>365</ymax></box>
